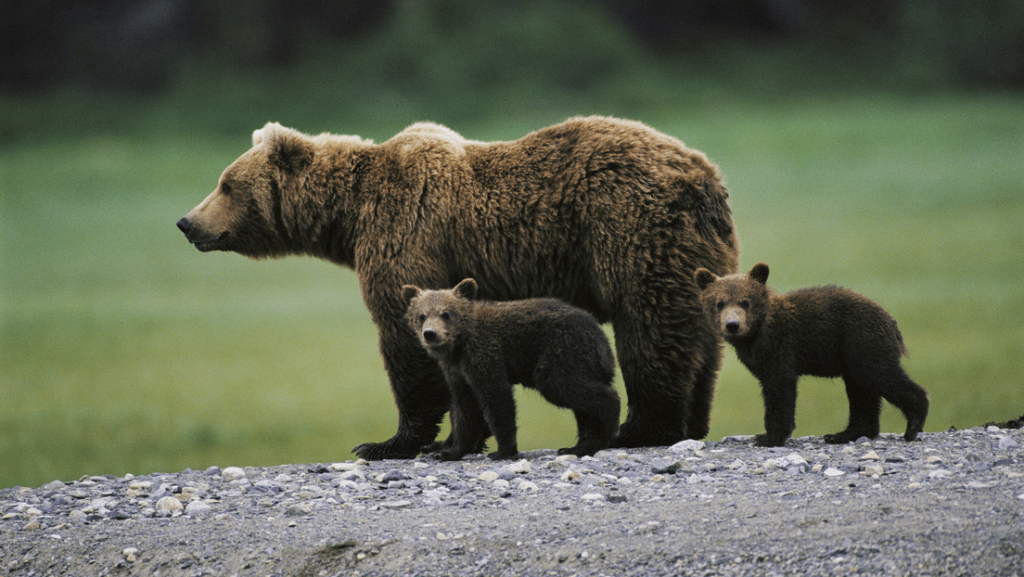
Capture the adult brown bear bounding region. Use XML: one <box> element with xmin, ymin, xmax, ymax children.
<box><xmin>176</xmin><ymin>116</ymin><xmax>740</xmax><ymax>459</ymax></box>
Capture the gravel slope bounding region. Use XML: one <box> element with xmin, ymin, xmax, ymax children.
<box><xmin>2</xmin><ymin>426</ymin><xmax>1022</xmax><ymax>576</ymax></box>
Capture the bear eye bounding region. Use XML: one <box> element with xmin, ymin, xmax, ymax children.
<box><xmin>740</xmin><ymin>300</ymin><xmax>750</xmax><ymax>310</ymax></box>
<box><xmin>221</xmin><ymin>182</ymin><xmax>232</xmax><ymax>196</ymax></box>
<box><xmin>440</xmin><ymin>311</ymin><xmax>451</xmax><ymax>321</ymax></box>
<box><xmin>418</xmin><ymin>314</ymin><xmax>426</xmax><ymax>323</ymax></box>
<box><xmin>716</xmin><ymin>300</ymin><xmax>725</xmax><ymax>311</ymax></box>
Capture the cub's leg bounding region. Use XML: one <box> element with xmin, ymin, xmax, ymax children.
<box><xmin>824</xmin><ymin>375</ymin><xmax>882</xmax><ymax>444</ymax></box>
<box><xmin>755</xmin><ymin>374</ymin><xmax>798</xmax><ymax>447</ymax></box>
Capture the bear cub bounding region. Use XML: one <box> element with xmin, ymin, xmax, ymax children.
<box><xmin>695</xmin><ymin>263</ymin><xmax>929</xmax><ymax>447</ymax></box>
<box><xmin>402</xmin><ymin>278</ymin><xmax>621</xmax><ymax>461</ymax></box>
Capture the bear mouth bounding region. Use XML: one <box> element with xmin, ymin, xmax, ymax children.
<box><xmin>192</xmin><ymin>232</ymin><xmax>228</xmax><ymax>252</ymax></box>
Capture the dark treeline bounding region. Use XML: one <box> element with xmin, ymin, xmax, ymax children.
<box><xmin>2</xmin><ymin>0</ymin><xmax>1022</xmax><ymax>93</ymax></box>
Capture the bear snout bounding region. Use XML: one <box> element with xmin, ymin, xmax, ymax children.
<box><xmin>721</xmin><ymin>307</ymin><xmax>747</xmax><ymax>336</ymax></box>
<box><xmin>422</xmin><ymin>328</ymin><xmax>438</xmax><ymax>342</ymax></box>
<box><xmin>176</xmin><ymin>217</ymin><xmax>227</xmax><ymax>252</ymax></box>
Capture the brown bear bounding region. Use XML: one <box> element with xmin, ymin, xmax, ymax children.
<box><xmin>176</xmin><ymin>116</ymin><xmax>739</xmax><ymax>460</ymax></box>
<box><xmin>402</xmin><ymin>278</ymin><xmax>621</xmax><ymax>460</ymax></box>
<box><xmin>694</xmin><ymin>263</ymin><xmax>929</xmax><ymax>447</ymax></box>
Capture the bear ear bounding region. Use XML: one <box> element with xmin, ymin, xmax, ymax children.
<box><xmin>694</xmin><ymin>268</ymin><xmax>717</xmax><ymax>291</ymax></box>
<box><xmin>749</xmin><ymin>263</ymin><xmax>770</xmax><ymax>285</ymax></box>
<box><xmin>401</xmin><ymin>285</ymin><xmax>422</xmax><ymax>304</ymax></box>
<box><xmin>453</xmin><ymin>278</ymin><xmax>478</xmax><ymax>301</ymax></box>
<box><xmin>258</xmin><ymin>122</ymin><xmax>314</xmax><ymax>174</ymax></box>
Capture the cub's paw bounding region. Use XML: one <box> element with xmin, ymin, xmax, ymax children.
<box><xmin>753</xmin><ymin>434</ymin><xmax>787</xmax><ymax>447</ymax></box>
<box><xmin>419</xmin><ymin>441</ymin><xmax>447</xmax><ymax>454</ymax></box>
<box><xmin>429</xmin><ymin>450</ymin><xmax>464</xmax><ymax>462</ymax></box>
<box><xmin>352</xmin><ymin>441</ymin><xmax>417</xmax><ymax>461</ymax></box>
<box><xmin>487</xmin><ymin>450</ymin><xmax>520</xmax><ymax>461</ymax></box>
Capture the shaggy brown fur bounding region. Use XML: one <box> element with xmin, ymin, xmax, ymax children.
<box><xmin>695</xmin><ymin>263</ymin><xmax>929</xmax><ymax>447</ymax></box>
<box><xmin>177</xmin><ymin>116</ymin><xmax>739</xmax><ymax>459</ymax></box>
<box><xmin>402</xmin><ymin>279</ymin><xmax>620</xmax><ymax>460</ymax></box>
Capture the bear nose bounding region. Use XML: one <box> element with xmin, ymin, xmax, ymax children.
<box><xmin>176</xmin><ymin>217</ymin><xmax>191</xmax><ymax>235</ymax></box>
<box><xmin>725</xmin><ymin>320</ymin><xmax>740</xmax><ymax>333</ymax></box>
<box><xmin>422</xmin><ymin>329</ymin><xmax>437</xmax><ymax>342</ymax></box>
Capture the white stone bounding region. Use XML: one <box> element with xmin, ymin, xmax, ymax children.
<box><xmin>670</xmin><ymin>440</ymin><xmax>706</xmax><ymax>453</ymax></box>
<box><xmin>507</xmin><ymin>459</ymin><xmax>532</xmax><ymax>475</ymax></box>
<box><xmin>185</xmin><ymin>501</ymin><xmax>212</xmax><ymax>516</ymax></box>
<box><xmin>517</xmin><ymin>481</ymin><xmax>539</xmax><ymax>492</ymax></box>
<box><xmin>861</xmin><ymin>465</ymin><xmax>884</xmax><ymax>477</ymax></box>
<box><xmin>122</xmin><ymin>548</ymin><xmax>139</xmax><ymax>562</ymax></box>
<box><xmin>860</xmin><ymin>451</ymin><xmax>880</xmax><ymax>461</ymax></box>
<box><xmin>764</xmin><ymin>453</ymin><xmax>808</xmax><ymax>470</ymax></box>
<box><xmin>478</xmin><ymin>471</ymin><xmax>499</xmax><ymax>482</ymax></box>
<box><xmin>155</xmin><ymin>496</ymin><xmax>183</xmax><ymax>512</ymax></box>
<box><xmin>560</xmin><ymin>470</ymin><xmax>581</xmax><ymax>483</ymax></box>
<box><xmin>928</xmin><ymin>469</ymin><xmax>951</xmax><ymax>480</ymax></box>
<box><xmin>221</xmin><ymin>467</ymin><xmax>247</xmax><ymax>481</ymax></box>
<box><xmin>581</xmin><ymin>493</ymin><xmax>604</xmax><ymax>501</ymax></box>
<box><xmin>823</xmin><ymin>467</ymin><xmax>845</xmax><ymax>477</ymax></box>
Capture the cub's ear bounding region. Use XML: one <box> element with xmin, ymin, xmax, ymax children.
<box><xmin>749</xmin><ymin>263</ymin><xmax>770</xmax><ymax>285</ymax></box>
<box><xmin>694</xmin><ymin>268</ymin><xmax>717</xmax><ymax>291</ymax></box>
<box><xmin>257</xmin><ymin>122</ymin><xmax>314</xmax><ymax>174</ymax></box>
<box><xmin>401</xmin><ymin>285</ymin><xmax>422</xmax><ymax>304</ymax></box>
<box><xmin>453</xmin><ymin>278</ymin><xmax>478</xmax><ymax>300</ymax></box>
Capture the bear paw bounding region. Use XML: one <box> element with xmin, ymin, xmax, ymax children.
<box><xmin>753</xmin><ymin>434</ymin><xmax>787</xmax><ymax>448</ymax></box>
<box><xmin>487</xmin><ymin>450</ymin><xmax>520</xmax><ymax>461</ymax></box>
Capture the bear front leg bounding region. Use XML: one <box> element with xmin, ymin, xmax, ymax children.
<box><xmin>430</xmin><ymin>376</ymin><xmax>490</xmax><ymax>461</ymax></box>
<box><xmin>612</xmin><ymin>310</ymin><xmax>704</xmax><ymax>447</ymax></box>
<box><xmin>755</xmin><ymin>374</ymin><xmax>798</xmax><ymax>447</ymax></box>
<box><xmin>466</xmin><ymin>372</ymin><xmax>520</xmax><ymax>460</ymax></box>
<box><xmin>352</xmin><ymin>322</ymin><xmax>451</xmax><ymax>460</ymax></box>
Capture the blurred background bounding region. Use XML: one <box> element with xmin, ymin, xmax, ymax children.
<box><xmin>1</xmin><ymin>0</ymin><xmax>1022</xmax><ymax>489</ymax></box>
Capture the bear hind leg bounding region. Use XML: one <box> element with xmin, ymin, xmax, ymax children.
<box><xmin>879</xmin><ymin>369</ymin><xmax>929</xmax><ymax>441</ymax></box>
<box><xmin>824</xmin><ymin>376</ymin><xmax>882</xmax><ymax>444</ymax></box>
<box><xmin>555</xmin><ymin>385</ymin><xmax>621</xmax><ymax>457</ymax></box>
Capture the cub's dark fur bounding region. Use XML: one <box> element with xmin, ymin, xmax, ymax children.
<box><xmin>695</xmin><ymin>263</ymin><xmax>929</xmax><ymax>447</ymax></box>
<box><xmin>402</xmin><ymin>278</ymin><xmax>620</xmax><ymax>460</ymax></box>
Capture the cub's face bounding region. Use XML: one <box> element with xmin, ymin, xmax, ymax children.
<box><xmin>694</xmin><ymin>263</ymin><xmax>771</xmax><ymax>340</ymax></box>
<box><xmin>401</xmin><ymin>279</ymin><xmax>478</xmax><ymax>356</ymax></box>
<box><xmin>176</xmin><ymin>122</ymin><xmax>314</xmax><ymax>259</ymax></box>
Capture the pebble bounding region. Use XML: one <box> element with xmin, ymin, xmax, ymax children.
<box><xmin>155</xmin><ymin>496</ymin><xmax>183</xmax><ymax>512</ymax></box>
<box><xmin>185</xmin><ymin>501</ymin><xmax>212</xmax><ymax>516</ymax></box>
<box><xmin>998</xmin><ymin>436</ymin><xmax>1018</xmax><ymax>450</ymax></box>
<box><xmin>221</xmin><ymin>467</ymin><xmax>247</xmax><ymax>482</ymax></box>
<box><xmin>2</xmin><ymin>428</ymin><xmax>1020</xmax><ymax>544</ymax></box>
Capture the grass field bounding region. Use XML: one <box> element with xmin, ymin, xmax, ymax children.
<box><xmin>2</xmin><ymin>92</ymin><xmax>1022</xmax><ymax>489</ymax></box>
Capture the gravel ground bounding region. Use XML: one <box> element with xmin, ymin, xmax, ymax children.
<box><xmin>2</xmin><ymin>425</ymin><xmax>1022</xmax><ymax>576</ymax></box>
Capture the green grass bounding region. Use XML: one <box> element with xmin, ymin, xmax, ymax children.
<box><xmin>2</xmin><ymin>93</ymin><xmax>1023</xmax><ymax>489</ymax></box>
